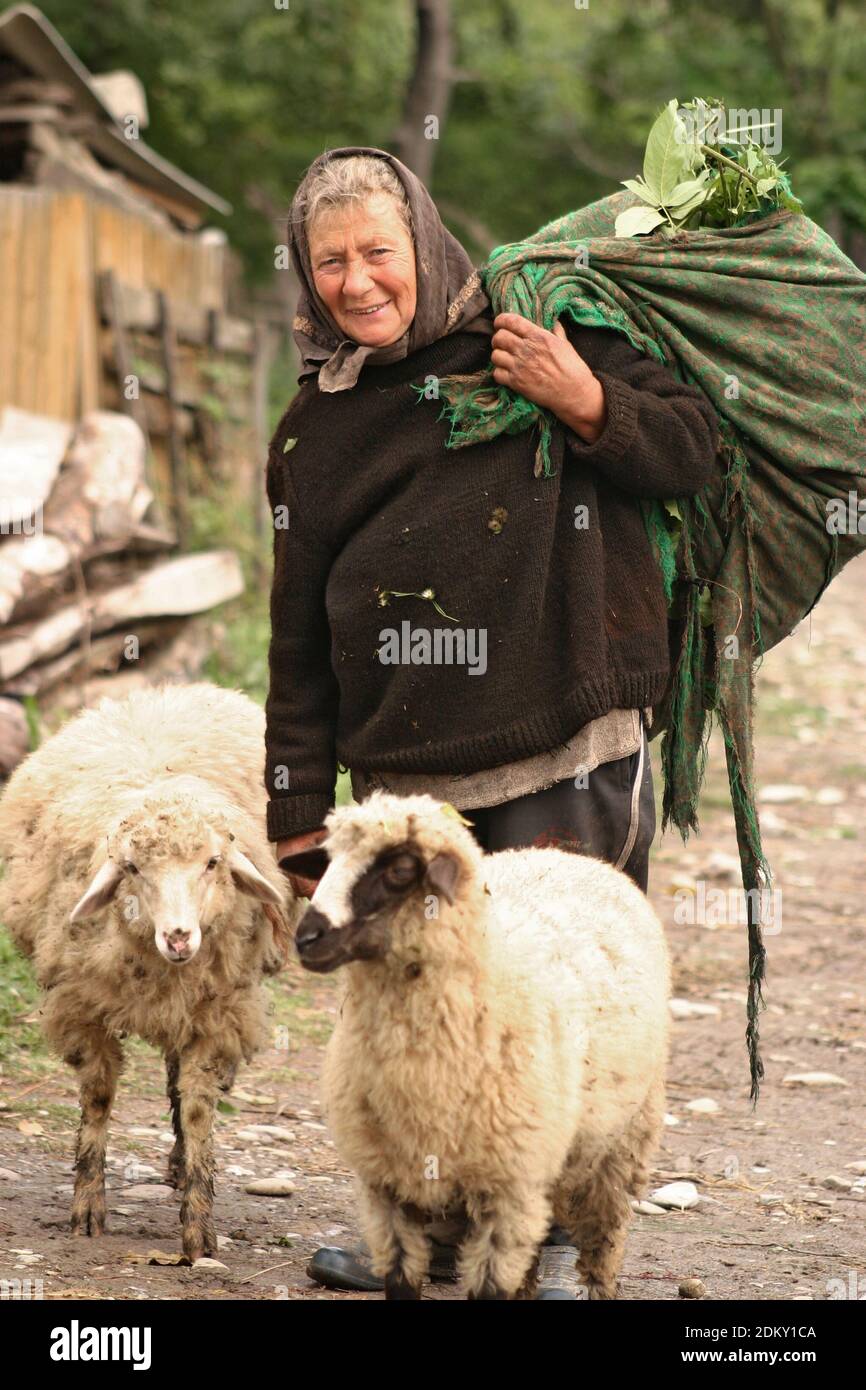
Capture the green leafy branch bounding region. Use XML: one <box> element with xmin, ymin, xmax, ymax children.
<box><xmin>615</xmin><ymin>97</ymin><xmax>803</xmax><ymax>239</ymax></box>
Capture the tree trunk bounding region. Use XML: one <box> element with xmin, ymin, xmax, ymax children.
<box><xmin>390</xmin><ymin>0</ymin><xmax>454</xmax><ymax>185</ymax></box>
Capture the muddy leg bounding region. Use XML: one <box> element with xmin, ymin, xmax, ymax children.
<box><xmin>165</xmin><ymin>1052</ymin><xmax>185</xmax><ymax>1189</ymax></box>
<box><xmin>176</xmin><ymin>1045</ymin><xmax>222</xmax><ymax>1261</ymax></box>
<box><xmin>67</xmin><ymin>1031</ymin><xmax>123</xmax><ymax>1237</ymax></box>
<box><xmin>360</xmin><ymin>1186</ymin><xmax>429</xmax><ymax>1299</ymax></box>
<box><xmin>460</xmin><ymin>1188</ymin><xmax>550</xmax><ymax>1300</ymax></box>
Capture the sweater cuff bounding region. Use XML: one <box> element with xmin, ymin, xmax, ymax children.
<box><xmin>267</xmin><ymin>792</ymin><xmax>334</xmax><ymax>842</ymax></box>
<box><xmin>563</xmin><ymin>370</ymin><xmax>639</xmax><ymax>465</ymax></box>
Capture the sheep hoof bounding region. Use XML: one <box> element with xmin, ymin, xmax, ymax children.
<box><xmin>467</xmin><ymin>1279</ymin><xmax>509</xmax><ymax>1301</ymax></box>
<box><xmin>384</xmin><ymin>1270</ymin><xmax>422</xmax><ymax>1300</ymax></box>
<box><xmin>182</xmin><ymin>1222</ymin><xmax>217</xmax><ymax>1263</ymax></box>
<box><xmin>70</xmin><ymin>1199</ymin><xmax>106</xmax><ymax>1237</ymax></box>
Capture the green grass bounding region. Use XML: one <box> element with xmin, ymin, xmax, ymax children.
<box><xmin>0</xmin><ymin>925</ymin><xmax>44</xmax><ymax>1064</ymax></box>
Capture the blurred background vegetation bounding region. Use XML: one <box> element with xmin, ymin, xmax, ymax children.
<box><xmin>39</xmin><ymin>0</ymin><xmax>866</xmax><ymax>277</ymax></box>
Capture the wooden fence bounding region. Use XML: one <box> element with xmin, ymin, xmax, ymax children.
<box><xmin>0</xmin><ymin>187</ymin><xmax>228</xmax><ymax>421</ymax></box>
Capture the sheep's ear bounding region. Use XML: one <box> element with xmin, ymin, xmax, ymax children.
<box><xmin>425</xmin><ymin>852</ymin><xmax>460</xmax><ymax>906</ymax></box>
<box><xmin>276</xmin><ymin>846</ymin><xmax>329</xmax><ymax>879</ymax></box>
<box><xmin>227</xmin><ymin>845</ymin><xmax>283</xmax><ymax>906</ymax></box>
<box><xmin>69</xmin><ymin>858</ymin><xmax>124</xmax><ymax>922</ymax></box>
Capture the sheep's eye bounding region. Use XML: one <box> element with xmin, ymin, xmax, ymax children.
<box><xmin>125</xmin><ymin>862</ymin><xmax>139</xmax><ymax>876</ymax></box>
<box><xmin>382</xmin><ymin>854</ymin><xmax>419</xmax><ymax>890</ymax></box>
<box><xmin>206</xmin><ymin>856</ymin><xmax>220</xmax><ymax>871</ymax></box>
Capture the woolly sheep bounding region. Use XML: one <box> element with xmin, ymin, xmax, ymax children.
<box><xmin>284</xmin><ymin>789</ymin><xmax>670</xmax><ymax>1300</ymax></box>
<box><xmin>0</xmin><ymin>681</ymin><xmax>296</xmax><ymax>1262</ymax></box>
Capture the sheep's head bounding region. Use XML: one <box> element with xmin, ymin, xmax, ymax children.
<box><xmin>69</xmin><ymin>792</ymin><xmax>284</xmax><ymax>965</ymax></box>
<box><xmin>285</xmin><ymin>791</ymin><xmax>483</xmax><ymax>975</ymax></box>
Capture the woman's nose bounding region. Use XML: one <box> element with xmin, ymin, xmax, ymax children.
<box><xmin>342</xmin><ymin>260</ymin><xmax>375</xmax><ymax>296</ymax></box>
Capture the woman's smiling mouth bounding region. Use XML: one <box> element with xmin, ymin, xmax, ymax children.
<box><xmin>346</xmin><ymin>300</ymin><xmax>392</xmax><ymax>317</ymax></box>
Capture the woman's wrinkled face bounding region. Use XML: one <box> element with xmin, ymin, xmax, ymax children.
<box><xmin>308</xmin><ymin>192</ymin><xmax>417</xmax><ymax>347</ymax></box>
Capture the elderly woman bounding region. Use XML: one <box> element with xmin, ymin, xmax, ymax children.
<box><xmin>266</xmin><ymin>146</ymin><xmax>718</xmax><ymax>1295</ymax></box>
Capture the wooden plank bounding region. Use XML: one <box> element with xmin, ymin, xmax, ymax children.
<box><xmin>0</xmin><ymin>406</ymin><xmax>73</xmax><ymax>528</ymax></box>
<box><xmin>157</xmin><ymin>289</ymin><xmax>188</xmax><ymax>548</ymax></box>
<box><xmin>212</xmin><ymin>312</ymin><xmax>255</xmax><ymax>355</ymax></box>
<box><xmin>0</xmin><ymin>550</ymin><xmax>243</xmax><ymax>681</ymax></box>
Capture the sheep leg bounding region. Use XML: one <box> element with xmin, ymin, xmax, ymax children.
<box><xmin>460</xmin><ymin>1189</ymin><xmax>550</xmax><ymax>1300</ymax></box>
<box><xmin>175</xmin><ymin>1044</ymin><xmax>222</xmax><ymax>1261</ymax></box>
<box><xmin>165</xmin><ymin>1052</ymin><xmax>185</xmax><ymax>1189</ymax></box>
<box><xmin>563</xmin><ymin>1083</ymin><xmax>664</xmax><ymax>1300</ymax></box>
<box><xmin>68</xmin><ymin>1031</ymin><xmax>123</xmax><ymax>1237</ymax></box>
<box><xmin>360</xmin><ymin>1186</ymin><xmax>429</xmax><ymax>1299</ymax></box>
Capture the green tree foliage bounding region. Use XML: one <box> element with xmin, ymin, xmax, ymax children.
<box><xmin>38</xmin><ymin>0</ymin><xmax>866</xmax><ymax>275</ymax></box>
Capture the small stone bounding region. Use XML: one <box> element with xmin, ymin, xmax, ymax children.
<box><xmin>663</xmin><ymin>1113</ymin><xmax>680</xmax><ymax>1127</ymax></box>
<box><xmin>236</xmin><ymin>1126</ymin><xmax>296</xmax><ymax>1144</ymax></box>
<box><xmin>759</xmin><ymin>784</ymin><xmax>807</xmax><ymax>803</ymax></box>
<box><xmin>225</xmin><ymin>1165</ymin><xmax>257</xmax><ymax>1178</ymax></box>
<box><xmin>650</xmin><ymin>1181</ymin><xmax>700</xmax><ymax>1211</ymax></box>
<box><xmin>844</xmin><ymin>1161</ymin><xmax>866</xmax><ymax>1174</ymax></box>
<box><xmin>244</xmin><ymin>1177</ymin><xmax>296</xmax><ymax>1196</ymax></box>
<box><xmin>632</xmin><ymin>1200</ymin><xmax>667</xmax><ymax>1215</ymax></box>
<box><xmin>0</xmin><ymin>1167</ymin><xmax>21</xmax><ymax>1181</ymax></box>
<box><xmin>678</xmin><ymin>1277</ymin><xmax>706</xmax><ymax>1299</ymax></box>
<box><xmin>685</xmin><ymin>1098</ymin><xmax>720</xmax><ymax>1114</ymax></box>
<box><xmin>759</xmin><ymin>1193</ymin><xmax>786</xmax><ymax>1206</ymax></box>
<box><xmin>815</xmin><ymin>787</ymin><xmax>845</xmax><ymax>805</ymax></box>
<box><xmin>669</xmin><ymin>999</ymin><xmax>720</xmax><ymax>1020</ymax></box>
<box><xmin>823</xmin><ymin>1175</ymin><xmax>853</xmax><ymax>1191</ymax></box>
<box><xmin>702</xmin><ymin>852</ymin><xmax>741</xmax><ymax>882</ymax></box>
<box><xmin>782</xmin><ymin>1072</ymin><xmax>849</xmax><ymax>1088</ymax></box>
<box><xmin>191</xmin><ymin>1257</ymin><xmax>229</xmax><ymax>1272</ymax></box>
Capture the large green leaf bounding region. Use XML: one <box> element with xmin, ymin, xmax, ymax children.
<box><xmin>643</xmin><ymin>99</ymin><xmax>692</xmax><ymax>203</ymax></box>
<box><xmin>614</xmin><ymin>205</ymin><xmax>666</xmax><ymax>238</ymax></box>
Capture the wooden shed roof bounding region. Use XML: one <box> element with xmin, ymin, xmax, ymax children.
<box><xmin>0</xmin><ymin>3</ymin><xmax>230</xmax><ymax>219</ymax></box>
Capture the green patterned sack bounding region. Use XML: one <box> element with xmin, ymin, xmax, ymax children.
<box><xmin>435</xmin><ymin>189</ymin><xmax>866</xmax><ymax>1098</ymax></box>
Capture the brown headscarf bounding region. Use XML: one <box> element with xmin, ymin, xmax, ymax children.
<box><xmin>288</xmin><ymin>145</ymin><xmax>494</xmax><ymax>392</ymax></box>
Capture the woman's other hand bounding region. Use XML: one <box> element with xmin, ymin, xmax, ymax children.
<box><xmin>276</xmin><ymin>826</ymin><xmax>328</xmax><ymax>900</ymax></box>
<box><xmin>491</xmin><ymin>312</ymin><xmax>608</xmax><ymax>443</ymax></box>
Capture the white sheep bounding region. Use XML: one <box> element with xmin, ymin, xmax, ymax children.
<box><xmin>0</xmin><ymin>681</ymin><xmax>296</xmax><ymax>1262</ymax></box>
<box><xmin>284</xmin><ymin>788</ymin><xmax>670</xmax><ymax>1300</ymax></box>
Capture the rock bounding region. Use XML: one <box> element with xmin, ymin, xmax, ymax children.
<box><xmin>225</xmin><ymin>1165</ymin><xmax>256</xmax><ymax>1178</ymax></box>
<box><xmin>759</xmin><ymin>784</ymin><xmax>808</xmax><ymax>803</ymax></box>
<box><xmin>702</xmin><ymin>851</ymin><xmax>741</xmax><ymax>882</ymax></box>
<box><xmin>670</xmin><ymin>999</ymin><xmax>720</xmax><ymax>1020</ymax></box>
<box><xmin>0</xmin><ymin>1167</ymin><xmax>21</xmax><ymax>1181</ymax></box>
<box><xmin>191</xmin><ymin>1257</ymin><xmax>229</xmax><ymax>1272</ymax></box>
<box><xmin>816</xmin><ymin>787</ymin><xmax>845</xmax><ymax>805</ymax></box>
<box><xmin>685</xmin><ymin>1098</ymin><xmax>720</xmax><ymax>1114</ymax></box>
<box><xmin>678</xmin><ymin>1277</ymin><xmax>707</xmax><ymax>1299</ymax></box>
<box><xmin>244</xmin><ymin>1177</ymin><xmax>296</xmax><ymax>1196</ymax></box>
<box><xmin>844</xmin><ymin>1161</ymin><xmax>866</xmax><ymax>1174</ymax></box>
<box><xmin>632</xmin><ymin>1200</ymin><xmax>667</xmax><ymax>1215</ymax></box>
<box><xmin>823</xmin><ymin>1175</ymin><xmax>853</xmax><ymax>1191</ymax></box>
<box><xmin>759</xmin><ymin>1193</ymin><xmax>786</xmax><ymax>1206</ymax></box>
<box><xmin>663</xmin><ymin>1113</ymin><xmax>680</xmax><ymax>1127</ymax></box>
<box><xmin>782</xmin><ymin>1072</ymin><xmax>849</xmax><ymax>1088</ymax></box>
<box><xmin>650</xmin><ymin>1181</ymin><xmax>700</xmax><ymax>1211</ymax></box>
<box><xmin>122</xmin><ymin>1184</ymin><xmax>176</xmax><ymax>1201</ymax></box>
<box><xmin>236</xmin><ymin>1125</ymin><xmax>296</xmax><ymax>1144</ymax></box>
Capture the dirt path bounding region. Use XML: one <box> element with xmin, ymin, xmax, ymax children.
<box><xmin>2</xmin><ymin>558</ymin><xmax>865</xmax><ymax>1302</ymax></box>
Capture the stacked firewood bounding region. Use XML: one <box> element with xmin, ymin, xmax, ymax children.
<box><xmin>0</xmin><ymin>405</ymin><xmax>243</xmax><ymax>774</ymax></box>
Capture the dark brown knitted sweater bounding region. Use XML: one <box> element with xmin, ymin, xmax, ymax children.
<box><xmin>264</xmin><ymin>322</ymin><xmax>719</xmax><ymax>841</ymax></box>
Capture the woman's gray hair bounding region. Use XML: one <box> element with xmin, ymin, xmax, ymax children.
<box><xmin>294</xmin><ymin>154</ymin><xmax>413</xmax><ymax>238</ymax></box>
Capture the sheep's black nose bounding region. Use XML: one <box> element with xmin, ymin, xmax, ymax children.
<box><xmin>296</xmin><ymin>907</ymin><xmax>332</xmax><ymax>955</ymax></box>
